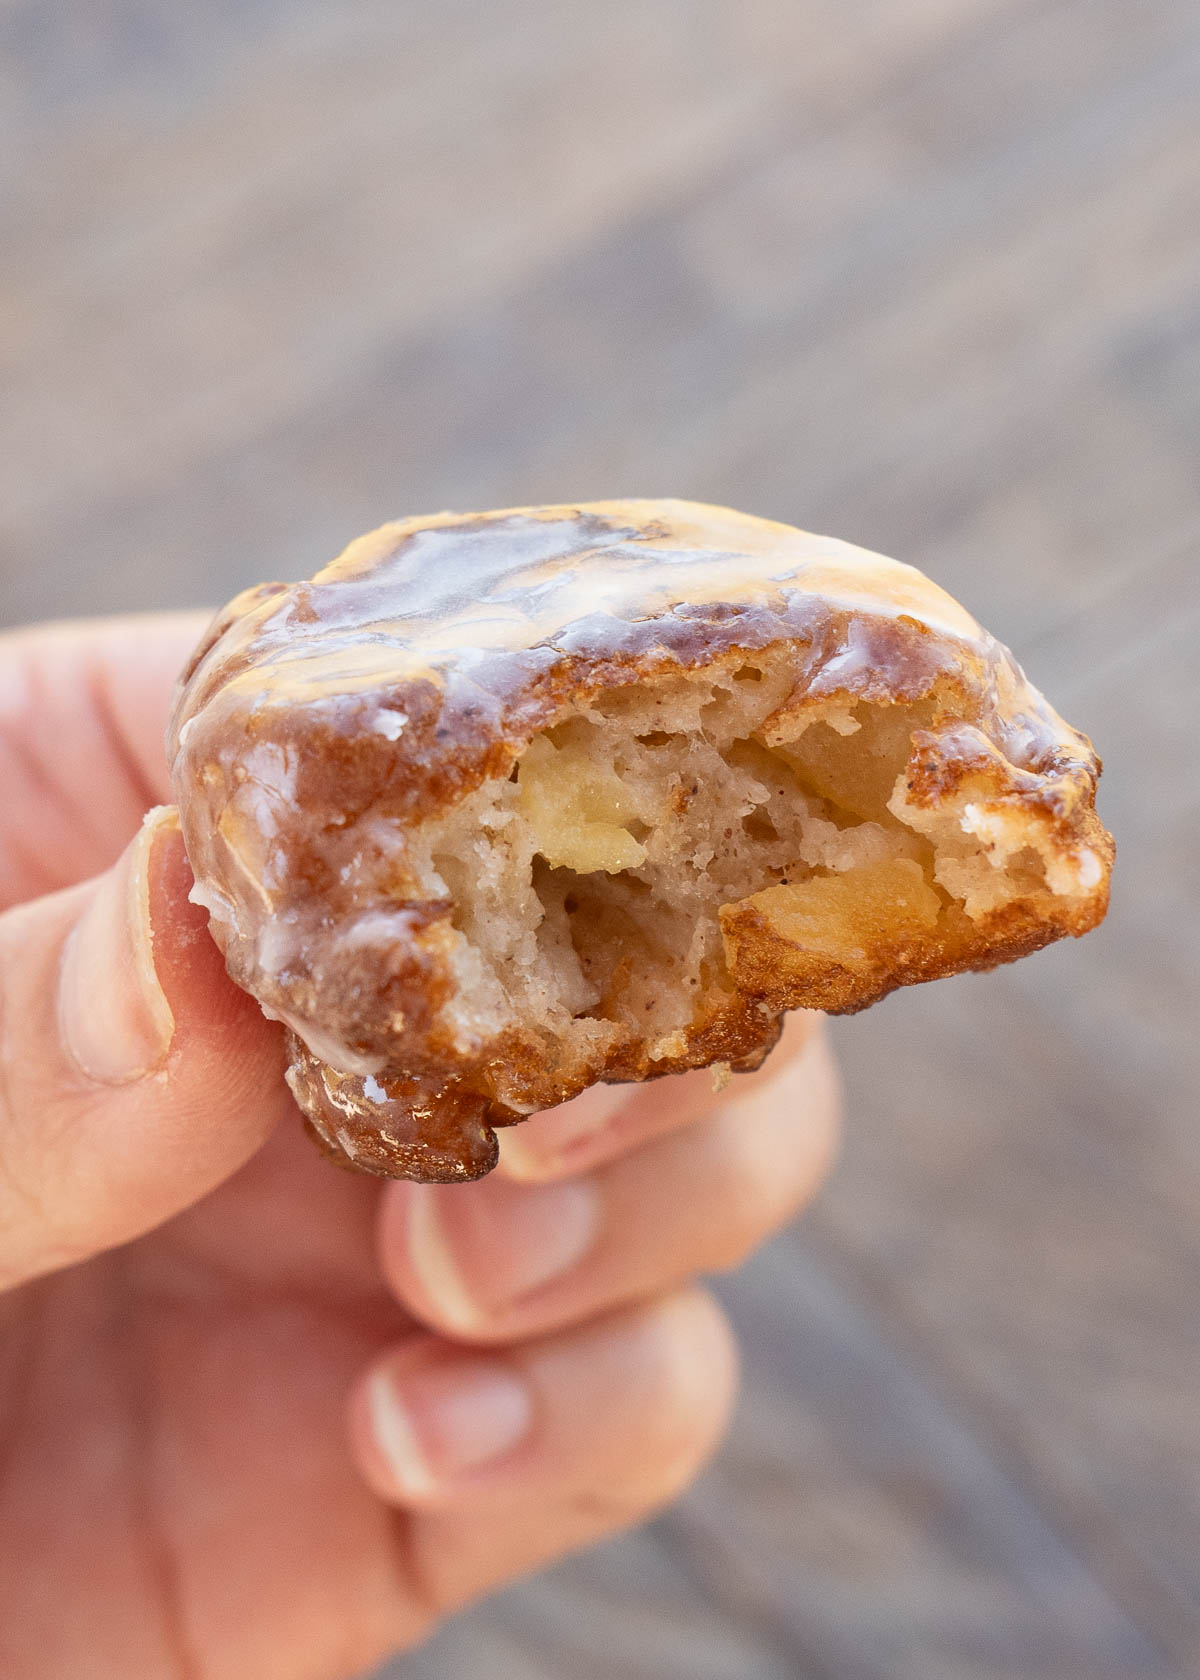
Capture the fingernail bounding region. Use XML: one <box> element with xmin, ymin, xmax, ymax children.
<box><xmin>367</xmin><ymin>1355</ymin><xmax>533</xmax><ymax>1495</ymax></box>
<box><xmin>402</xmin><ymin>1174</ymin><xmax>602</xmax><ymax>1329</ymax></box>
<box><xmin>59</xmin><ymin>808</ymin><xmax>177</xmax><ymax>1084</ymax></box>
<box><xmin>498</xmin><ymin>1082</ymin><xmax>632</xmax><ymax>1179</ymax></box>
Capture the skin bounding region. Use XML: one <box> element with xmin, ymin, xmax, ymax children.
<box><xmin>0</xmin><ymin>616</ymin><xmax>841</xmax><ymax>1680</ymax></box>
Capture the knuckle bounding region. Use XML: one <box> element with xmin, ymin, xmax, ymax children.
<box><xmin>600</xmin><ymin>1446</ymin><xmax>708</xmax><ymax>1517</ymax></box>
<box><xmin>607</xmin><ymin>1291</ymin><xmax>738</xmax><ymax>1502</ymax></box>
<box><xmin>700</xmin><ymin>1131</ymin><xmax>799</xmax><ymax>1270</ymax></box>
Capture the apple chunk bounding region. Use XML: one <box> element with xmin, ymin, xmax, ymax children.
<box><xmin>732</xmin><ymin>857</ymin><xmax>942</xmax><ymax>963</ymax></box>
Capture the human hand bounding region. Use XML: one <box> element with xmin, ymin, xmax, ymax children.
<box><xmin>0</xmin><ymin>616</ymin><xmax>840</xmax><ymax>1680</ymax></box>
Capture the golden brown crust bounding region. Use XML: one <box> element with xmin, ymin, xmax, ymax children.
<box><xmin>167</xmin><ymin>500</ymin><xmax>1111</xmax><ymax>1181</ymax></box>
<box><xmin>719</xmin><ymin>861</ymin><xmax>1110</xmax><ymax>1017</ymax></box>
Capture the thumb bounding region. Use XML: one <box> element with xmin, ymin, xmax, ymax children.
<box><xmin>0</xmin><ymin>806</ymin><xmax>291</xmax><ymax>1290</ymax></box>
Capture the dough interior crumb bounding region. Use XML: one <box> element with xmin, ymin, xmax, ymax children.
<box><xmin>405</xmin><ymin>650</ymin><xmax>1098</xmax><ymax>1116</ymax></box>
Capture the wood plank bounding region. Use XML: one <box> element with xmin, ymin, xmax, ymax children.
<box><xmin>805</xmin><ymin>550</ymin><xmax>1200</xmax><ymax>1666</ymax></box>
<box><xmin>0</xmin><ymin>0</ymin><xmax>1022</xmax><ymax>608</ymax></box>
<box><xmin>675</xmin><ymin>1243</ymin><xmax>1171</xmax><ymax>1680</ymax></box>
<box><xmin>8</xmin><ymin>0</ymin><xmax>1195</xmax><ymax>625</ymax></box>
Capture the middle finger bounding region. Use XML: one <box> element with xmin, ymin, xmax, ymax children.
<box><xmin>495</xmin><ymin>1008</ymin><xmax>823</xmax><ymax>1183</ymax></box>
<box><xmin>376</xmin><ymin>1023</ymin><xmax>840</xmax><ymax>1345</ymax></box>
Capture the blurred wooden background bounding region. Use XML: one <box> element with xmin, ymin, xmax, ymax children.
<box><xmin>3</xmin><ymin>1</ymin><xmax>1198</xmax><ymax>1674</ymax></box>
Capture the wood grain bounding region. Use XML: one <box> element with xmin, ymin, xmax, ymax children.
<box><xmin>2</xmin><ymin>0</ymin><xmax>1198</xmax><ymax>1675</ymax></box>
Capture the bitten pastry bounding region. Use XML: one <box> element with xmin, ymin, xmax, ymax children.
<box><xmin>167</xmin><ymin>500</ymin><xmax>1112</xmax><ymax>1182</ymax></box>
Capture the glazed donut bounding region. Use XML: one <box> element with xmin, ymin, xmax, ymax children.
<box><xmin>168</xmin><ymin>500</ymin><xmax>1112</xmax><ymax>1182</ymax></box>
